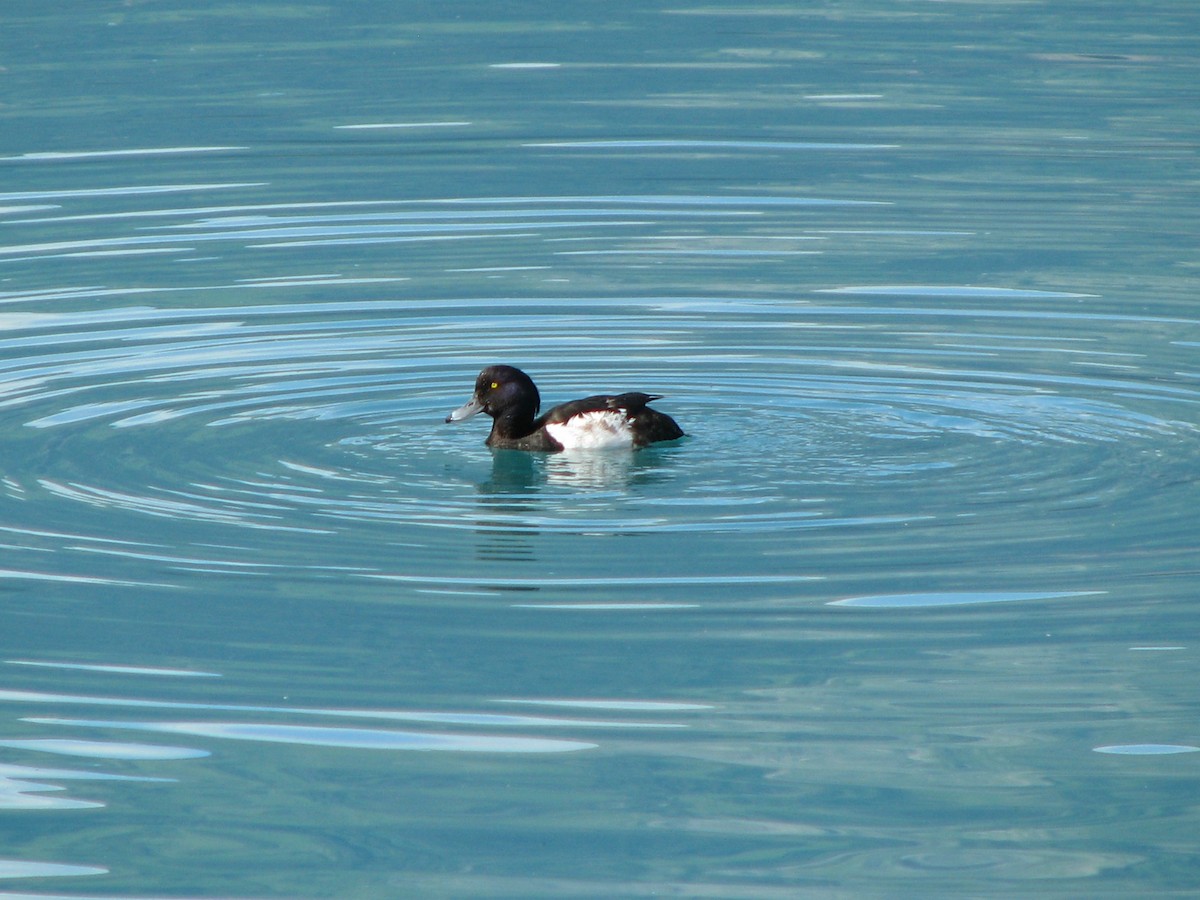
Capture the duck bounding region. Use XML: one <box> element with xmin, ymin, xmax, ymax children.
<box><xmin>445</xmin><ymin>365</ymin><xmax>684</xmax><ymax>451</ymax></box>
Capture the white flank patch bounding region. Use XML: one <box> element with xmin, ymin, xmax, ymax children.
<box><xmin>544</xmin><ymin>410</ymin><xmax>634</xmax><ymax>450</ymax></box>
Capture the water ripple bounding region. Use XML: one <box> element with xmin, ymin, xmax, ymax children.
<box><xmin>0</xmin><ymin>858</ymin><xmax>108</xmax><ymax>878</ymax></box>
<box><xmin>0</xmin><ymin>739</ymin><xmax>208</xmax><ymax>760</ymax></box>
<box><xmin>1</xmin><ymin>190</ymin><xmax>1195</xmax><ymax>587</ymax></box>
<box><xmin>1093</xmin><ymin>744</ymin><xmax>1200</xmax><ymax>755</ymax></box>
<box><xmin>829</xmin><ymin>590</ymin><xmax>1104</xmax><ymax>609</ymax></box>
<box><xmin>26</xmin><ymin>718</ymin><xmax>597</xmax><ymax>755</ymax></box>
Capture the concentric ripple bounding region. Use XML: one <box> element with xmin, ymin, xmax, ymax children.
<box><xmin>2</xmin><ymin>189</ymin><xmax>1197</xmax><ymax>590</ymax></box>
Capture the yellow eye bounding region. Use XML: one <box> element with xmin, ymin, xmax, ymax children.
<box><xmin>490</xmin><ymin>382</ymin><xmax>499</xmax><ymax>389</ymax></box>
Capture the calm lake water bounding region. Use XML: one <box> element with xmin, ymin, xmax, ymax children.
<box><xmin>1</xmin><ymin>2</ymin><xmax>1198</xmax><ymax>897</ymax></box>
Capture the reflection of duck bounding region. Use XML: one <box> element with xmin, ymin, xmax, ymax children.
<box><xmin>446</xmin><ymin>365</ymin><xmax>684</xmax><ymax>451</ymax></box>
<box><xmin>545</xmin><ymin>450</ymin><xmax>635</xmax><ymax>488</ymax></box>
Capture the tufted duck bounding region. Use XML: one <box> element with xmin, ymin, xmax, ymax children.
<box><xmin>445</xmin><ymin>365</ymin><xmax>684</xmax><ymax>451</ymax></box>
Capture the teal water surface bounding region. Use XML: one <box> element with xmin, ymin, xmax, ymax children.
<box><xmin>1</xmin><ymin>2</ymin><xmax>1198</xmax><ymax>897</ymax></box>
